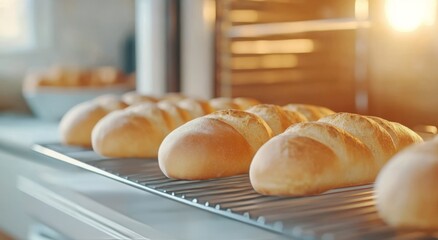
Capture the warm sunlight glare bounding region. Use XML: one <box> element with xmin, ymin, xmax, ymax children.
<box><xmin>385</xmin><ymin>0</ymin><xmax>436</xmax><ymax>32</ymax></box>
<box><xmin>232</xmin><ymin>54</ymin><xmax>298</xmax><ymax>70</ymax></box>
<box><xmin>231</xmin><ymin>39</ymin><xmax>314</xmax><ymax>54</ymax></box>
<box><xmin>203</xmin><ymin>0</ymin><xmax>216</xmax><ymax>24</ymax></box>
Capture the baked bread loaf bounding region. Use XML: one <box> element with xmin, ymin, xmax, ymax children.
<box><xmin>209</xmin><ymin>97</ymin><xmax>263</xmax><ymax>111</ymax></box>
<box><xmin>319</xmin><ymin>113</ymin><xmax>397</xmax><ymax>167</ymax></box>
<box><xmin>177</xmin><ymin>98</ymin><xmax>214</xmax><ymax>119</ymax></box>
<box><xmin>61</xmin><ymin>91</ymin><xmax>204</xmax><ymax>149</ymax></box>
<box><xmin>246</xmin><ymin>104</ymin><xmax>307</xmax><ymax>136</ymax></box>
<box><xmin>233</xmin><ymin>97</ymin><xmax>260</xmax><ymax>110</ymax></box>
<box><xmin>92</xmin><ymin>103</ymin><xmax>173</xmax><ymax>158</ymax></box>
<box><xmin>375</xmin><ymin>139</ymin><xmax>438</xmax><ymax>230</ymax></box>
<box><xmin>59</xmin><ymin>95</ymin><xmax>127</xmax><ymax>147</ymax></box>
<box><xmin>157</xmin><ymin>101</ymin><xmax>191</xmax><ymax>130</ymax></box>
<box><xmin>250</xmin><ymin>112</ymin><xmax>422</xmax><ymax>196</ymax></box>
<box><xmin>93</xmin><ymin>95</ymin><xmax>130</xmax><ymax>111</ymax></box>
<box><xmin>25</xmin><ymin>66</ymin><xmax>132</xmax><ymax>88</ymax></box>
<box><xmin>87</xmin><ymin>67</ymin><xmax>124</xmax><ymax>86</ymax></box>
<box><xmin>92</xmin><ymin>96</ymin><xmax>237</xmax><ymax>158</ymax></box>
<box><xmin>367</xmin><ymin>116</ymin><xmax>423</xmax><ymax>150</ymax></box>
<box><xmin>283</xmin><ymin>104</ymin><xmax>335</xmax><ymax>121</ymax></box>
<box><xmin>121</xmin><ymin>91</ymin><xmax>158</xmax><ymax>105</ymax></box>
<box><xmin>161</xmin><ymin>92</ymin><xmax>187</xmax><ymax>103</ymax></box>
<box><xmin>209</xmin><ymin>97</ymin><xmax>241</xmax><ymax>111</ymax></box>
<box><xmin>158</xmin><ymin>109</ymin><xmax>273</xmax><ymax>180</ymax></box>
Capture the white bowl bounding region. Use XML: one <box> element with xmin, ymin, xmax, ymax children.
<box><xmin>23</xmin><ymin>85</ymin><xmax>134</xmax><ymax>121</ymax></box>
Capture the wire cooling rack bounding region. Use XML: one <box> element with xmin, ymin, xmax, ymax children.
<box><xmin>33</xmin><ymin>143</ymin><xmax>436</xmax><ymax>240</ymax></box>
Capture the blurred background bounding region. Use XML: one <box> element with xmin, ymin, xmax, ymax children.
<box><xmin>1</xmin><ymin>0</ymin><xmax>438</xmax><ymax>239</ymax></box>
<box><xmin>1</xmin><ymin>0</ymin><xmax>438</xmax><ymax>127</ymax></box>
<box><xmin>0</xmin><ymin>0</ymin><xmax>135</xmax><ymax>111</ymax></box>
<box><xmin>215</xmin><ymin>0</ymin><xmax>438</xmax><ymax>127</ymax></box>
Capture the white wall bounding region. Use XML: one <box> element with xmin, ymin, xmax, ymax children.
<box><xmin>0</xmin><ymin>0</ymin><xmax>135</xmax><ymax>111</ymax></box>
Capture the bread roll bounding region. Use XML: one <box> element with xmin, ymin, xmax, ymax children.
<box><xmin>205</xmin><ymin>110</ymin><xmax>273</xmax><ymax>151</ymax></box>
<box><xmin>60</xmin><ymin>102</ymin><xmax>107</xmax><ymax>147</ymax></box>
<box><xmin>367</xmin><ymin>116</ymin><xmax>423</xmax><ymax>150</ymax></box>
<box><xmin>251</xmin><ymin>135</ymin><xmax>342</xmax><ymax>196</ymax></box>
<box><xmin>286</xmin><ymin>122</ymin><xmax>377</xmax><ymax>181</ymax></box>
<box><xmin>25</xmin><ymin>66</ymin><xmax>132</xmax><ymax>88</ymax></box>
<box><xmin>46</xmin><ymin>67</ymin><xmax>82</xmax><ymax>87</ymax></box>
<box><xmin>246</xmin><ymin>104</ymin><xmax>307</xmax><ymax>136</ymax></box>
<box><xmin>319</xmin><ymin>113</ymin><xmax>396</xmax><ymax>167</ymax></box>
<box><xmin>92</xmin><ymin>111</ymin><xmax>165</xmax><ymax>158</ymax></box>
<box><xmin>122</xmin><ymin>91</ymin><xmax>158</xmax><ymax>105</ymax></box>
<box><xmin>90</xmin><ymin>67</ymin><xmax>123</xmax><ymax>85</ymax></box>
<box><xmin>283</xmin><ymin>104</ymin><xmax>335</xmax><ymax>121</ymax></box>
<box><xmin>126</xmin><ymin>103</ymin><xmax>172</xmax><ymax>135</ymax></box>
<box><xmin>161</xmin><ymin>92</ymin><xmax>187</xmax><ymax>103</ymax></box>
<box><xmin>92</xmin><ymin>96</ymin><xmax>230</xmax><ymax>158</ymax></box>
<box><xmin>376</xmin><ymin>140</ymin><xmax>438</xmax><ymax>229</ymax></box>
<box><xmin>157</xmin><ymin>101</ymin><xmax>191</xmax><ymax>130</ymax></box>
<box><xmin>60</xmin><ymin>95</ymin><xmax>127</xmax><ymax>147</ymax></box>
<box><xmin>92</xmin><ymin>103</ymin><xmax>172</xmax><ymax>158</ymax></box>
<box><xmin>177</xmin><ymin>98</ymin><xmax>213</xmax><ymax>119</ymax></box>
<box><xmin>233</xmin><ymin>97</ymin><xmax>260</xmax><ymax>110</ymax></box>
<box><xmin>250</xmin><ymin>112</ymin><xmax>422</xmax><ymax>196</ymax></box>
<box><xmin>209</xmin><ymin>97</ymin><xmax>241</xmax><ymax>111</ymax></box>
<box><xmin>158</xmin><ymin>109</ymin><xmax>272</xmax><ymax>180</ymax></box>
<box><xmin>23</xmin><ymin>72</ymin><xmax>45</xmax><ymax>90</ymax></box>
<box><xmin>251</xmin><ymin>122</ymin><xmax>376</xmax><ymax>196</ymax></box>
<box><xmin>94</xmin><ymin>95</ymin><xmax>129</xmax><ymax>111</ymax></box>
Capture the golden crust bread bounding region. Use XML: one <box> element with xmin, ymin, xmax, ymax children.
<box><xmin>250</xmin><ymin>134</ymin><xmax>341</xmax><ymax>196</ymax></box>
<box><xmin>92</xmin><ymin>110</ymin><xmax>165</xmax><ymax>158</ymax></box>
<box><xmin>367</xmin><ymin>116</ymin><xmax>423</xmax><ymax>150</ymax></box>
<box><xmin>125</xmin><ymin>103</ymin><xmax>172</xmax><ymax>136</ymax></box>
<box><xmin>161</xmin><ymin>92</ymin><xmax>187</xmax><ymax>103</ymax></box>
<box><xmin>283</xmin><ymin>109</ymin><xmax>308</xmax><ymax>122</ymax></box>
<box><xmin>319</xmin><ymin>113</ymin><xmax>396</xmax><ymax>167</ymax></box>
<box><xmin>60</xmin><ymin>101</ymin><xmax>107</xmax><ymax>147</ymax></box>
<box><xmin>250</xmin><ymin>112</ymin><xmax>422</xmax><ymax>196</ymax></box>
<box><xmin>92</xmin><ymin>103</ymin><xmax>173</xmax><ymax>158</ymax></box>
<box><xmin>122</xmin><ymin>91</ymin><xmax>158</xmax><ymax>105</ymax></box>
<box><xmin>177</xmin><ymin>99</ymin><xmax>213</xmax><ymax>119</ymax></box>
<box><xmin>283</xmin><ymin>104</ymin><xmax>335</xmax><ymax>121</ymax></box>
<box><xmin>158</xmin><ymin>118</ymin><xmax>254</xmax><ymax>179</ymax></box>
<box><xmin>246</xmin><ymin>104</ymin><xmax>306</xmax><ymax>136</ymax></box>
<box><xmin>93</xmin><ymin>94</ymin><xmax>129</xmax><ymax>111</ymax></box>
<box><xmin>209</xmin><ymin>97</ymin><xmax>241</xmax><ymax>111</ymax></box>
<box><xmin>27</xmin><ymin>66</ymin><xmax>130</xmax><ymax>88</ymax></box>
<box><xmin>285</xmin><ymin>122</ymin><xmax>377</xmax><ymax>182</ymax></box>
<box><xmin>376</xmin><ymin>140</ymin><xmax>438</xmax><ymax>229</ymax></box>
<box><xmin>60</xmin><ymin>96</ymin><xmax>126</xmax><ymax>147</ymax></box>
<box><xmin>206</xmin><ymin>109</ymin><xmax>273</xmax><ymax>151</ymax></box>
<box><xmin>390</xmin><ymin>121</ymin><xmax>423</xmax><ymax>146</ymax></box>
<box><xmin>251</xmin><ymin>122</ymin><xmax>377</xmax><ymax>196</ymax></box>
<box><xmin>92</xmin><ymin>98</ymin><xmax>213</xmax><ymax>158</ymax></box>
<box><xmin>232</xmin><ymin>97</ymin><xmax>261</xmax><ymax>110</ymax></box>
<box><xmin>159</xmin><ymin>110</ymin><xmax>272</xmax><ymax>180</ymax></box>
<box><xmin>157</xmin><ymin>101</ymin><xmax>191</xmax><ymax>130</ymax></box>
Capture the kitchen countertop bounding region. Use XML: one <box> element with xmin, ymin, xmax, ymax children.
<box><xmin>0</xmin><ymin>113</ymin><xmax>288</xmax><ymax>240</ymax></box>
<box><xmin>0</xmin><ymin>113</ymin><xmax>60</xmax><ymax>148</ymax></box>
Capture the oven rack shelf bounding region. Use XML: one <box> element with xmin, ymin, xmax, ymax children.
<box><xmin>33</xmin><ymin>143</ymin><xmax>435</xmax><ymax>240</ymax></box>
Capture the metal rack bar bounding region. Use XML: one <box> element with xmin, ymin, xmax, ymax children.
<box><xmin>33</xmin><ymin>143</ymin><xmax>434</xmax><ymax>240</ymax></box>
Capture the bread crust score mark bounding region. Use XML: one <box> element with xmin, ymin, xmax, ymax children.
<box><xmin>250</xmin><ymin>112</ymin><xmax>422</xmax><ymax>196</ymax></box>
